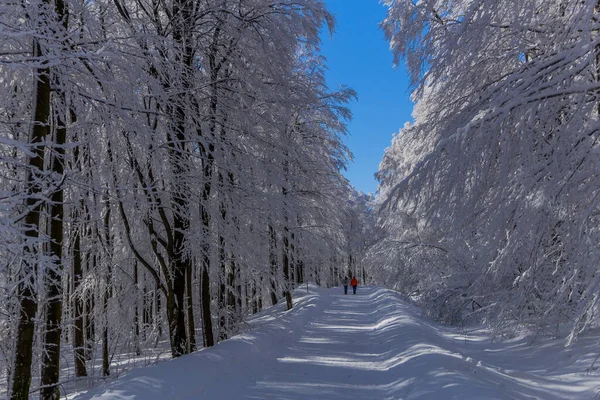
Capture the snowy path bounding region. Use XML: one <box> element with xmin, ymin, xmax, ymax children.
<box><xmin>74</xmin><ymin>285</ymin><xmax>599</xmax><ymax>400</ymax></box>
<box><xmin>246</xmin><ymin>289</ymin><xmax>400</xmax><ymax>399</ymax></box>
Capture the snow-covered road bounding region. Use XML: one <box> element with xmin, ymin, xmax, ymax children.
<box><xmin>74</xmin><ymin>285</ymin><xmax>598</xmax><ymax>399</ymax></box>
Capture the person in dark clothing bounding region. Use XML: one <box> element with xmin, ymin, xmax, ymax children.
<box><xmin>342</xmin><ymin>276</ymin><xmax>349</xmax><ymax>294</ymax></box>
<box><xmin>351</xmin><ymin>276</ymin><xmax>358</xmax><ymax>294</ymax></box>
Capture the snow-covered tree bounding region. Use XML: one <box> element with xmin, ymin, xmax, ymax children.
<box><xmin>0</xmin><ymin>0</ymin><xmax>357</xmax><ymax>397</ymax></box>
<box><xmin>375</xmin><ymin>0</ymin><xmax>600</xmax><ymax>338</ymax></box>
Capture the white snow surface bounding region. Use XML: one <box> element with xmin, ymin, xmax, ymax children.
<box><xmin>73</xmin><ymin>284</ymin><xmax>599</xmax><ymax>399</ymax></box>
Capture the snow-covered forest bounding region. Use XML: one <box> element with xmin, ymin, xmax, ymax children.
<box><xmin>371</xmin><ymin>0</ymin><xmax>600</xmax><ymax>342</ymax></box>
<box><xmin>3</xmin><ymin>0</ymin><xmax>600</xmax><ymax>398</ymax></box>
<box><xmin>0</xmin><ymin>0</ymin><xmax>374</xmax><ymax>398</ymax></box>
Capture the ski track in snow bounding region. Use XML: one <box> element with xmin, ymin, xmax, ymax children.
<box><xmin>73</xmin><ymin>285</ymin><xmax>599</xmax><ymax>400</ymax></box>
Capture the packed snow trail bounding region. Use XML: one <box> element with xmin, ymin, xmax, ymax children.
<box><xmin>74</xmin><ymin>285</ymin><xmax>598</xmax><ymax>399</ymax></box>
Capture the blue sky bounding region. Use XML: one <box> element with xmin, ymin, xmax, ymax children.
<box><xmin>321</xmin><ymin>0</ymin><xmax>414</xmax><ymax>194</ymax></box>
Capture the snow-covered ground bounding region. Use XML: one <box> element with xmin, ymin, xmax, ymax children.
<box><xmin>73</xmin><ymin>284</ymin><xmax>599</xmax><ymax>399</ymax></box>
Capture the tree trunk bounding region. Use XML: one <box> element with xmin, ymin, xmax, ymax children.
<box><xmin>102</xmin><ymin>268</ymin><xmax>111</xmax><ymax>376</ymax></box>
<box><xmin>167</xmin><ymin>193</ymin><xmax>191</xmax><ymax>353</ymax></box>
<box><xmin>257</xmin><ymin>280</ymin><xmax>263</xmax><ymax>312</ymax></box>
<box><xmin>133</xmin><ymin>261</ymin><xmax>141</xmax><ymax>356</ymax></box>
<box><xmin>72</xmin><ymin>221</ymin><xmax>87</xmax><ymax>377</ymax></box>
<box><xmin>102</xmin><ymin>191</ymin><xmax>112</xmax><ymax>377</ymax></box>
<box><xmin>40</xmin><ymin>89</ymin><xmax>68</xmax><ymax>400</ymax></box>
<box><xmin>84</xmin><ymin>255</ymin><xmax>95</xmax><ymax>361</ymax></box>
<box><xmin>155</xmin><ymin>281</ymin><xmax>162</xmax><ymax>339</ymax></box>
<box><xmin>39</xmin><ymin>0</ymin><xmax>71</xmax><ymax>389</ymax></box>
<box><xmin>289</xmin><ymin>238</ymin><xmax>295</xmax><ymax>287</ymax></box>
<box><xmin>297</xmin><ymin>259</ymin><xmax>304</xmax><ymax>285</ymax></box>
<box><xmin>348</xmin><ymin>254</ymin><xmax>353</xmax><ymax>278</ymax></box>
<box><xmin>282</xmin><ymin>227</ymin><xmax>293</xmax><ymax>311</ymax></box>
<box><xmin>251</xmin><ymin>282</ymin><xmax>258</xmax><ymax>314</ymax></box>
<box><xmin>295</xmin><ymin>218</ymin><xmax>304</xmax><ymax>285</ymax></box>
<box><xmin>143</xmin><ymin>285</ymin><xmax>149</xmax><ymax>340</ymax></box>
<box><xmin>199</xmin><ymin>129</ymin><xmax>215</xmax><ymax>348</ymax></box>
<box><xmin>270</xmin><ymin>285</ymin><xmax>278</xmax><ymax>306</ymax></box>
<box><xmin>102</xmin><ymin>324</ymin><xmax>109</xmax><ymax>376</ymax></box>
<box><xmin>227</xmin><ymin>259</ymin><xmax>239</xmax><ymax>321</ymax></box>
<box><xmin>218</xmin><ymin>235</ymin><xmax>227</xmax><ymax>341</ymax></box>
<box><xmin>199</xmin><ymin>138</ymin><xmax>214</xmax><ymax>347</ymax></box>
<box><xmin>166</xmin><ymin>207</ymin><xmax>189</xmax><ymax>357</ymax></box>
<box><xmin>186</xmin><ymin>261</ymin><xmax>196</xmax><ymax>352</ymax></box>
<box><xmin>268</xmin><ymin>224</ymin><xmax>278</xmax><ymax>306</ymax></box>
<box><xmin>11</xmin><ymin>38</ymin><xmax>51</xmax><ymax>400</ymax></box>
<box><xmin>11</xmin><ymin>286</ymin><xmax>38</xmax><ymax>400</ymax></box>
<box><xmin>165</xmin><ymin>175</ymin><xmax>190</xmax><ymax>357</ymax></box>
<box><xmin>201</xmin><ymin>265</ymin><xmax>214</xmax><ymax>347</ymax></box>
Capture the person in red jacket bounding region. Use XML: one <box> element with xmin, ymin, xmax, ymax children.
<box><xmin>351</xmin><ymin>276</ymin><xmax>358</xmax><ymax>294</ymax></box>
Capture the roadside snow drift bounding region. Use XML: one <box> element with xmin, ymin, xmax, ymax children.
<box><xmin>73</xmin><ymin>284</ymin><xmax>599</xmax><ymax>399</ymax></box>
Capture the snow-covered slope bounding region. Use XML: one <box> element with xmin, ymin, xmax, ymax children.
<box><xmin>73</xmin><ymin>284</ymin><xmax>599</xmax><ymax>399</ymax></box>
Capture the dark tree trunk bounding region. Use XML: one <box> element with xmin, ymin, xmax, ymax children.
<box><xmin>40</xmin><ymin>90</ymin><xmax>68</xmax><ymax>400</ymax></box>
<box><xmin>168</xmin><ymin>186</ymin><xmax>191</xmax><ymax>354</ymax></box>
<box><xmin>217</xmin><ymin>164</ymin><xmax>237</xmax><ymax>341</ymax></box>
<box><xmin>282</xmin><ymin>228</ymin><xmax>293</xmax><ymax>311</ymax></box>
<box><xmin>5</xmin><ymin>260</ymin><xmax>15</xmax><ymax>391</ymax></box>
<box><xmin>143</xmin><ymin>285</ymin><xmax>149</xmax><ymax>340</ymax></box>
<box><xmin>348</xmin><ymin>254</ymin><xmax>353</xmax><ymax>277</ymax></box>
<box><xmin>102</xmin><ymin>326</ymin><xmax>109</xmax><ymax>376</ymax></box>
<box><xmin>289</xmin><ymin>233</ymin><xmax>296</xmax><ymax>286</ymax></box>
<box><xmin>257</xmin><ymin>280</ymin><xmax>263</xmax><ymax>312</ymax></box>
<box><xmin>84</xmin><ymin>255</ymin><xmax>95</xmax><ymax>361</ymax></box>
<box><xmin>295</xmin><ymin>218</ymin><xmax>304</xmax><ymax>285</ymax></box>
<box><xmin>268</xmin><ymin>225</ymin><xmax>278</xmax><ymax>306</ymax></box>
<box><xmin>167</xmin><ymin>191</ymin><xmax>190</xmax><ymax>357</ymax></box>
<box><xmin>167</xmin><ymin>211</ymin><xmax>189</xmax><ymax>357</ymax></box>
<box><xmin>102</xmin><ymin>281</ymin><xmax>110</xmax><ymax>375</ymax></box>
<box><xmin>201</xmin><ymin>265</ymin><xmax>214</xmax><ymax>347</ymax></box>
<box><xmin>227</xmin><ymin>259</ymin><xmax>238</xmax><ymax>319</ymax></box>
<box><xmin>102</xmin><ymin>191</ymin><xmax>112</xmax><ymax>377</ymax></box>
<box><xmin>281</xmin><ymin>136</ymin><xmax>293</xmax><ymax>310</ymax></box>
<box><xmin>133</xmin><ymin>261</ymin><xmax>141</xmax><ymax>356</ymax></box>
<box><xmin>284</xmin><ymin>291</ymin><xmax>293</xmax><ymax>311</ymax></box>
<box><xmin>195</xmin><ymin>19</ymin><xmax>235</xmax><ymax>348</ymax></box>
<box><xmin>12</xmin><ymin>286</ymin><xmax>38</xmax><ymax>400</ymax></box>
<box><xmin>270</xmin><ymin>285</ymin><xmax>278</xmax><ymax>306</ymax></box>
<box><xmin>251</xmin><ymin>283</ymin><xmax>258</xmax><ymax>314</ymax></box>
<box><xmin>40</xmin><ymin>0</ymin><xmax>71</xmax><ymax>390</ymax></box>
<box><xmin>244</xmin><ymin>283</ymin><xmax>250</xmax><ymax>313</ymax></box>
<box><xmin>186</xmin><ymin>260</ymin><xmax>196</xmax><ymax>352</ymax></box>
<box><xmin>11</xmin><ymin>39</ymin><xmax>50</xmax><ymax>400</ymax></box>
<box><xmin>237</xmin><ymin>282</ymin><xmax>242</xmax><ymax>312</ymax></box>
<box><xmin>199</xmin><ymin>130</ymin><xmax>214</xmax><ymax>348</ymax></box>
<box><xmin>165</xmin><ymin>0</ymin><xmax>198</xmax><ymax>358</ymax></box>
<box><xmin>315</xmin><ymin>268</ymin><xmax>321</xmax><ymax>287</ymax></box>
<box><xmin>155</xmin><ymin>281</ymin><xmax>162</xmax><ymax>339</ymax></box>
<box><xmin>83</xmin><ymin>288</ymin><xmax>93</xmax><ymax>359</ymax></box>
<box><xmin>297</xmin><ymin>259</ymin><xmax>304</xmax><ymax>285</ymax></box>
<box><xmin>72</xmin><ymin>221</ymin><xmax>87</xmax><ymax>377</ymax></box>
<box><xmin>218</xmin><ymin>235</ymin><xmax>227</xmax><ymax>341</ymax></box>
